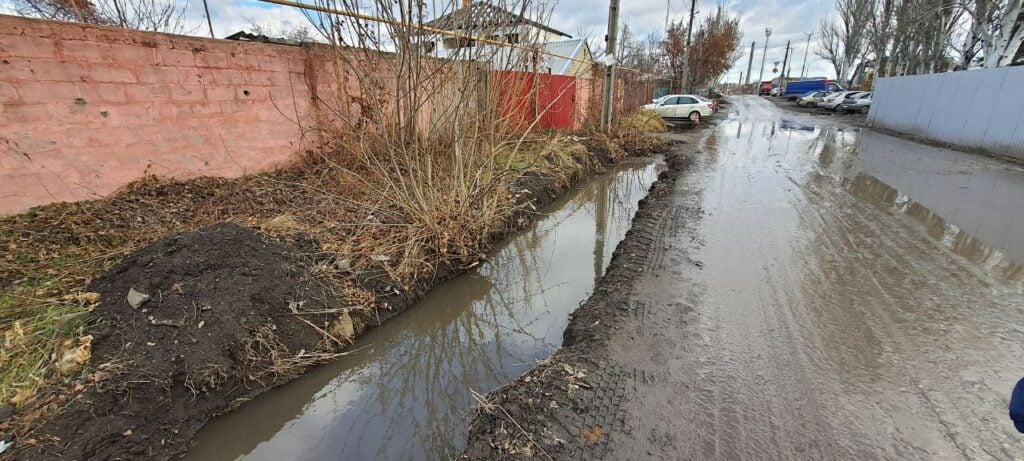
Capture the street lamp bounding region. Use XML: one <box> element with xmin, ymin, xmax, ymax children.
<box><xmin>758</xmin><ymin>27</ymin><xmax>772</xmax><ymax>83</ymax></box>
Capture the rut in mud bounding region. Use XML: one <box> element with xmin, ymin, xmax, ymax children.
<box><xmin>464</xmin><ymin>97</ymin><xmax>1024</xmax><ymax>460</ymax></box>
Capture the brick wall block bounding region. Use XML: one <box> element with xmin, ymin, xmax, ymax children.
<box><xmin>2</xmin><ymin>103</ymin><xmax>51</xmax><ymax>124</ymax></box>
<box><xmin>124</xmin><ymin>84</ymin><xmax>170</xmax><ymax>101</ymax></box>
<box><xmin>169</xmin><ymin>84</ymin><xmax>205</xmax><ymax>101</ymax></box>
<box><xmin>17</xmin><ymin>81</ymin><xmax>80</xmax><ymax>103</ymax></box>
<box><xmin>89</xmin><ymin>64</ymin><xmax>136</xmax><ymax>83</ymax></box>
<box><xmin>107</xmin><ymin>43</ymin><xmax>158</xmax><ymax>64</ymax></box>
<box><xmin>136</xmin><ymin>66</ymin><xmax>179</xmax><ymax>84</ymax></box>
<box><xmin>0</xmin><ymin>35</ymin><xmax>60</xmax><ymax>59</ymax></box>
<box><xmin>75</xmin><ymin>82</ymin><xmax>128</xmax><ymax>103</ymax></box>
<box><xmin>157</xmin><ymin>48</ymin><xmax>195</xmax><ymax>67</ymax></box>
<box><xmin>209</xmin><ymin>68</ymin><xmax>247</xmax><ymax>85</ymax></box>
<box><xmin>204</xmin><ymin>85</ymin><xmax>236</xmax><ymax>101</ymax></box>
<box><xmin>0</xmin><ymin>82</ymin><xmax>21</xmax><ymax>104</ymax></box>
<box><xmin>24</xmin><ymin>60</ymin><xmax>88</xmax><ymax>82</ymax></box>
<box><xmin>60</xmin><ymin>40</ymin><xmax>111</xmax><ymax>61</ymax></box>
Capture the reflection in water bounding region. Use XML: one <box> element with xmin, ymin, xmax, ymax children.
<box><xmin>186</xmin><ymin>160</ymin><xmax>663</xmax><ymax>461</ymax></box>
<box><xmin>850</xmin><ymin>130</ymin><xmax>1024</xmax><ymax>285</ymax></box>
<box><xmin>844</xmin><ymin>173</ymin><xmax>1024</xmax><ymax>283</ymax></box>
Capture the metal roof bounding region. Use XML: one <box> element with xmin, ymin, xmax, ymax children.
<box><xmin>421</xmin><ymin>2</ymin><xmax>570</xmax><ymax>38</ymax></box>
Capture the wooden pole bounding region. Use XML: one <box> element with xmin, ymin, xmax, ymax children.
<box><xmin>601</xmin><ymin>0</ymin><xmax>620</xmax><ymax>132</ymax></box>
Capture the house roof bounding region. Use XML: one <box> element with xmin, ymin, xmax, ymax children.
<box><xmin>225</xmin><ymin>31</ymin><xmax>301</xmax><ymax>46</ymax></box>
<box><xmin>540</xmin><ymin>39</ymin><xmax>591</xmax><ymax>75</ymax></box>
<box><xmin>422</xmin><ymin>2</ymin><xmax>570</xmax><ymax>39</ymax></box>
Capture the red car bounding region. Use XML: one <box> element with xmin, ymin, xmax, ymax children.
<box><xmin>758</xmin><ymin>81</ymin><xmax>773</xmax><ymax>95</ymax></box>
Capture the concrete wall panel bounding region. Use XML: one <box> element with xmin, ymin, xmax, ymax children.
<box><xmin>869</xmin><ymin>67</ymin><xmax>1024</xmax><ymax>160</ymax></box>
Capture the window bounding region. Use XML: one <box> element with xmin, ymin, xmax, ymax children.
<box><xmin>505</xmin><ymin>33</ymin><xmax>520</xmax><ymax>44</ymax></box>
<box><xmin>420</xmin><ymin>41</ymin><xmax>436</xmax><ymax>54</ymax></box>
<box><xmin>680</xmin><ymin>96</ymin><xmax>698</xmax><ymax>104</ymax></box>
<box><xmin>661</xmin><ymin>97</ymin><xmax>681</xmax><ymax>105</ymax></box>
<box><xmin>443</xmin><ymin>37</ymin><xmax>476</xmax><ymax>49</ymax></box>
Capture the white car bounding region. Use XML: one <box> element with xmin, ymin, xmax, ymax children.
<box><xmin>643</xmin><ymin>94</ymin><xmax>716</xmax><ymax>124</ymax></box>
<box><xmin>840</xmin><ymin>92</ymin><xmax>872</xmax><ymax>113</ymax></box>
<box><xmin>816</xmin><ymin>91</ymin><xmax>863</xmax><ymax>111</ymax></box>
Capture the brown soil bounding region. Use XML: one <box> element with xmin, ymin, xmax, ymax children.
<box><xmin>3</xmin><ymin>133</ymin><xmax>670</xmax><ymax>460</ymax></box>
<box><xmin>461</xmin><ymin>127</ymin><xmax>704</xmax><ymax>460</ymax></box>
<box><xmin>23</xmin><ymin>223</ymin><xmax>344</xmax><ymax>459</ymax></box>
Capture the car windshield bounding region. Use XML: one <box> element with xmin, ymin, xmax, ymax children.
<box><xmin>694</xmin><ymin>95</ymin><xmax>711</xmax><ymax>102</ymax></box>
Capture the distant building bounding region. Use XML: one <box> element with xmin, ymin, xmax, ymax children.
<box><xmin>415</xmin><ymin>2</ymin><xmax>593</xmax><ymax>77</ymax></box>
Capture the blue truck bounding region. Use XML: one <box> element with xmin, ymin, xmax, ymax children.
<box><xmin>782</xmin><ymin>79</ymin><xmax>844</xmax><ymax>99</ymax></box>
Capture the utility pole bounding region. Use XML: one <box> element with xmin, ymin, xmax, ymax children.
<box><xmin>758</xmin><ymin>28</ymin><xmax>771</xmax><ymax>84</ymax></box>
<box><xmin>601</xmin><ymin>0</ymin><xmax>620</xmax><ymax>132</ymax></box>
<box><xmin>781</xmin><ymin>40</ymin><xmax>791</xmax><ymax>81</ymax></box>
<box><xmin>682</xmin><ymin>0</ymin><xmax>697</xmax><ymax>93</ymax></box>
<box><xmin>744</xmin><ymin>41</ymin><xmax>755</xmax><ymax>90</ymax></box>
<box><xmin>800</xmin><ymin>32</ymin><xmax>813</xmax><ymax>79</ymax></box>
<box><xmin>202</xmin><ymin>0</ymin><xmax>215</xmax><ymax>38</ymax></box>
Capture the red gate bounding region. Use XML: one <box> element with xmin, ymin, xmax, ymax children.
<box><xmin>493</xmin><ymin>71</ymin><xmax>577</xmax><ymax>131</ymax></box>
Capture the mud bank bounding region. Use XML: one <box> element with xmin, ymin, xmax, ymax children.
<box><xmin>9</xmin><ymin>141</ymin><xmax>668</xmax><ymax>460</ymax></box>
<box><xmin>461</xmin><ymin>128</ymin><xmax>706</xmax><ymax>460</ymax></box>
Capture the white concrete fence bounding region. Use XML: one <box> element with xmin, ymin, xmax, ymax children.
<box><xmin>868</xmin><ymin>66</ymin><xmax>1024</xmax><ymax>160</ymax></box>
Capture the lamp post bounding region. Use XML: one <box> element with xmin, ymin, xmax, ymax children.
<box><xmin>757</xmin><ymin>28</ymin><xmax>772</xmax><ymax>84</ymax></box>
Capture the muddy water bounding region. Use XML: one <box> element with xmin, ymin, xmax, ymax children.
<box><xmin>646</xmin><ymin>97</ymin><xmax>1024</xmax><ymax>458</ymax></box>
<box><xmin>185</xmin><ymin>159</ymin><xmax>663</xmax><ymax>460</ymax></box>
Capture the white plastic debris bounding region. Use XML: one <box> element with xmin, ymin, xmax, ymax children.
<box><xmin>126</xmin><ymin>287</ymin><xmax>151</xmax><ymax>309</ymax></box>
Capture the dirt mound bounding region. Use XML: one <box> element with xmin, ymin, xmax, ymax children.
<box><xmin>26</xmin><ymin>223</ymin><xmax>340</xmax><ymax>460</ymax></box>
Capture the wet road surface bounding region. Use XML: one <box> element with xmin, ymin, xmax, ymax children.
<box><xmin>605</xmin><ymin>96</ymin><xmax>1024</xmax><ymax>459</ymax></box>
<box><xmin>184</xmin><ymin>160</ymin><xmax>663</xmax><ymax>460</ymax></box>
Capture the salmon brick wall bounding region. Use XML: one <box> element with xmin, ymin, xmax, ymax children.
<box><xmin>0</xmin><ymin>14</ymin><xmax>346</xmax><ymax>215</ymax></box>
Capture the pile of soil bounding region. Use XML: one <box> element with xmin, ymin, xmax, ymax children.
<box><xmin>25</xmin><ymin>223</ymin><xmax>342</xmax><ymax>460</ymax></box>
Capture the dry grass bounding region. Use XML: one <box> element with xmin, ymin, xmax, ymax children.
<box><xmin>0</xmin><ymin>128</ymin><xmax>600</xmax><ymax>417</ymax></box>
<box><xmin>621</xmin><ymin>109</ymin><xmax>668</xmax><ymax>133</ymax></box>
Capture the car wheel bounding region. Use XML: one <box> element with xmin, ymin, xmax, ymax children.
<box><xmin>833</xmin><ymin>103</ymin><xmax>842</xmax><ymax>111</ymax></box>
<box><xmin>859</xmin><ymin>106</ymin><xmax>869</xmax><ymax>114</ymax></box>
<box><xmin>689</xmin><ymin>111</ymin><xmax>701</xmax><ymax>123</ymax></box>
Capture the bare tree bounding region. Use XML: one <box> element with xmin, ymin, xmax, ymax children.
<box><xmin>817</xmin><ymin>0</ymin><xmax>872</xmax><ymax>84</ymax></box>
<box><xmin>963</xmin><ymin>0</ymin><xmax>1024</xmax><ymax>67</ymax></box>
<box><xmin>866</xmin><ymin>0</ymin><xmax>897</xmax><ymax>77</ymax></box>
<box><xmin>245</xmin><ymin>18</ymin><xmax>313</xmax><ymax>43</ymax></box>
<box><xmin>13</xmin><ymin>0</ymin><xmax>190</xmax><ymax>33</ymax></box>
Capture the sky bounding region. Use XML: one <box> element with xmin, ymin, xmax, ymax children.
<box><xmin>0</xmin><ymin>0</ymin><xmax>838</xmax><ymax>82</ymax></box>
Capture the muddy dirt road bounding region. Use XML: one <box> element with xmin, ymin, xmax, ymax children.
<box><xmin>465</xmin><ymin>96</ymin><xmax>1024</xmax><ymax>459</ymax></box>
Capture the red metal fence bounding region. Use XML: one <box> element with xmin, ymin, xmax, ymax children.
<box><xmin>493</xmin><ymin>71</ymin><xmax>580</xmax><ymax>131</ymax></box>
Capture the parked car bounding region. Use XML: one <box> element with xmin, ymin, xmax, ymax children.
<box><xmin>782</xmin><ymin>79</ymin><xmax>844</xmax><ymax>99</ymax></box>
<box><xmin>769</xmin><ymin>86</ymin><xmax>784</xmax><ymax>97</ymax></box>
<box><xmin>817</xmin><ymin>91</ymin><xmax>862</xmax><ymax>111</ymax></box>
<box><xmin>759</xmin><ymin>81</ymin><xmax>773</xmax><ymax>95</ymax></box>
<box><xmin>645</xmin><ymin>94</ymin><xmax>716</xmax><ymax>124</ymax></box>
<box><xmin>840</xmin><ymin>92</ymin><xmax>872</xmax><ymax>113</ymax></box>
<box><xmin>796</xmin><ymin>91</ymin><xmax>827</xmax><ymax>107</ymax></box>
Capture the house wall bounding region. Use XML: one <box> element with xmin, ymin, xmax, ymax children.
<box><xmin>0</xmin><ymin>14</ymin><xmax>360</xmax><ymax>215</ymax></box>
<box><xmin>867</xmin><ymin>67</ymin><xmax>1024</xmax><ymax>160</ymax></box>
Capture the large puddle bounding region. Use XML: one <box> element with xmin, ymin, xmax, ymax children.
<box><xmin>185</xmin><ymin>158</ymin><xmax>664</xmax><ymax>460</ymax></box>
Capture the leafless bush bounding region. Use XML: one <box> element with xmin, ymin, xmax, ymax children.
<box><xmin>13</xmin><ymin>0</ymin><xmax>191</xmax><ymax>33</ymax></box>
<box><xmin>292</xmin><ymin>0</ymin><xmax>595</xmax><ymax>283</ymax></box>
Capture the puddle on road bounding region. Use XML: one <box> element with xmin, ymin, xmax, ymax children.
<box><xmin>846</xmin><ymin>131</ymin><xmax>1024</xmax><ymax>284</ymax></box>
<box><xmin>185</xmin><ymin>158</ymin><xmax>664</xmax><ymax>460</ymax></box>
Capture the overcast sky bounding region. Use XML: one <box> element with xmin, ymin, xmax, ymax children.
<box><xmin>0</xmin><ymin>0</ymin><xmax>838</xmax><ymax>82</ymax></box>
